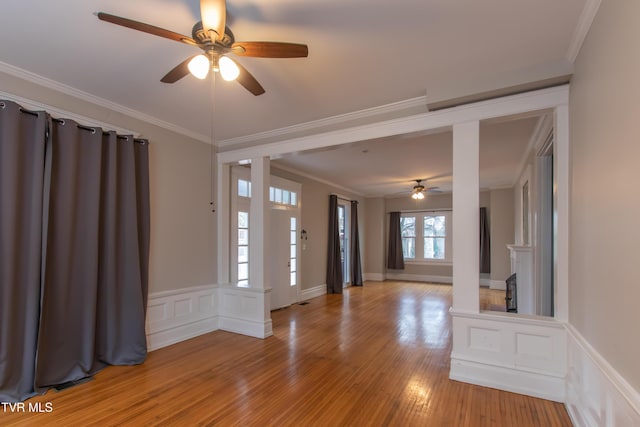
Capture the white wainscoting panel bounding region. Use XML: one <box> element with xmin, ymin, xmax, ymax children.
<box><xmin>299</xmin><ymin>284</ymin><xmax>326</xmax><ymax>301</ymax></box>
<box><xmin>450</xmin><ymin>310</ymin><xmax>567</xmax><ymax>402</ymax></box>
<box><xmin>565</xmin><ymin>325</ymin><xmax>640</xmax><ymax>426</ymax></box>
<box><xmin>218</xmin><ymin>285</ymin><xmax>272</xmax><ymax>339</ymax></box>
<box><xmin>146</xmin><ymin>284</ymin><xmax>218</xmax><ymax>351</ymax></box>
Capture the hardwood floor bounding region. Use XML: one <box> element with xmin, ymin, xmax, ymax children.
<box><xmin>1</xmin><ymin>281</ymin><xmax>572</xmax><ymax>426</ymax></box>
<box><xmin>479</xmin><ymin>287</ymin><xmax>508</xmax><ymax>312</ymax></box>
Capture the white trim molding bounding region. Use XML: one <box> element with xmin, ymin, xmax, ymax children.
<box><xmin>218</xmin><ymin>96</ymin><xmax>428</xmax><ymax>148</ymax></box>
<box><xmin>299</xmin><ymin>284</ymin><xmax>327</xmax><ymax>301</ymax></box>
<box><xmin>566</xmin><ymin>0</ymin><xmax>602</xmax><ymax>63</ymax></box>
<box><xmin>218</xmin><ymin>86</ymin><xmax>570</xmax><ymax>165</ymax></box>
<box><xmin>364</xmin><ymin>273</ymin><xmax>386</xmax><ymax>282</ymax></box>
<box><xmin>565</xmin><ymin>325</ymin><xmax>640</xmax><ymax>426</ymax></box>
<box><xmin>449</xmin><ymin>310</ymin><xmax>567</xmax><ymax>402</ymax></box>
<box><xmin>146</xmin><ymin>284</ymin><xmax>219</xmax><ymax>351</ymax></box>
<box><xmin>488</xmin><ymin>279</ymin><xmax>506</xmax><ymax>290</ymax></box>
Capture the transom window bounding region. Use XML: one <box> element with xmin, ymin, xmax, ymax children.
<box><xmin>270</xmin><ymin>186</ymin><xmax>297</xmax><ymax>207</ymax></box>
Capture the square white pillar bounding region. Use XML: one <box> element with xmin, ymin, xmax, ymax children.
<box><xmin>452</xmin><ymin>121</ymin><xmax>480</xmax><ymax>313</ymax></box>
<box><xmin>249</xmin><ymin>157</ymin><xmax>270</xmax><ymax>291</ymax></box>
<box><xmin>216</xmin><ymin>161</ymin><xmax>230</xmax><ymax>285</ymax></box>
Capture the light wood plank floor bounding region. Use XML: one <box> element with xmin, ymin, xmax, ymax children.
<box><xmin>2</xmin><ymin>281</ymin><xmax>572</xmax><ymax>426</ymax></box>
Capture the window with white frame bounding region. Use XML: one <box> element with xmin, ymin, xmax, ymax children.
<box><xmin>400</xmin><ymin>216</ymin><xmax>416</xmax><ymax>259</ymax></box>
<box><xmin>400</xmin><ymin>211</ymin><xmax>452</xmax><ymax>263</ymax></box>
<box><xmin>270</xmin><ymin>185</ymin><xmax>298</xmax><ymax>207</ymax></box>
<box><xmin>290</xmin><ymin>217</ymin><xmax>297</xmax><ymax>286</ymax></box>
<box><xmin>237</xmin><ymin>211</ymin><xmax>249</xmax><ymax>286</ymax></box>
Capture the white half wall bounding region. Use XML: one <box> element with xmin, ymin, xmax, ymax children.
<box><xmin>449</xmin><ymin>310</ymin><xmax>567</xmax><ymax>402</ymax></box>
<box><xmin>146</xmin><ymin>284</ymin><xmax>218</xmax><ymax>351</ymax></box>
<box><xmin>218</xmin><ymin>284</ymin><xmax>273</xmax><ymax>339</ymax></box>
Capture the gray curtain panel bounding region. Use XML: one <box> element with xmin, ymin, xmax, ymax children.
<box><xmin>479</xmin><ymin>207</ymin><xmax>491</xmax><ymax>274</ymax></box>
<box><xmin>387</xmin><ymin>212</ymin><xmax>405</xmax><ymax>270</ymax></box>
<box><xmin>0</xmin><ymin>102</ymin><xmax>150</xmax><ymax>401</ymax></box>
<box><xmin>36</xmin><ymin>121</ymin><xmax>149</xmax><ymax>388</ymax></box>
<box><xmin>326</xmin><ymin>195</ymin><xmax>343</xmax><ymax>294</ymax></box>
<box><xmin>0</xmin><ymin>101</ymin><xmax>47</xmax><ymax>402</ymax></box>
<box><xmin>350</xmin><ymin>201</ymin><xmax>363</xmax><ymax>286</ymax></box>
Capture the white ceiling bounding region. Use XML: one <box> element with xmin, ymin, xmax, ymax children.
<box><xmin>0</xmin><ymin>0</ymin><xmax>589</xmax><ymax>196</ymax></box>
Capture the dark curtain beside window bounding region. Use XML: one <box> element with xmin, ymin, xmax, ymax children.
<box><xmin>0</xmin><ymin>101</ymin><xmax>48</xmax><ymax>402</ymax></box>
<box><xmin>0</xmin><ymin>101</ymin><xmax>150</xmax><ymax>402</ymax></box>
<box><xmin>326</xmin><ymin>195</ymin><xmax>343</xmax><ymax>294</ymax></box>
<box><xmin>479</xmin><ymin>207</ymin><xmax>491</xmax><ymax>274</ymax></box>
<box><xmin>350</xmin><ymin>201</ymin><xmax>363</xmax><ymax>286</ymax></box>
<box><xmin>387</xmin><ymin>211</ymin><xmax>405</xmax><ymax>270</ymax></box>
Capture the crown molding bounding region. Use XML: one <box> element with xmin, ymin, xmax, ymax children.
<box><xmin>0</xmin><ymin>61</ymin><xmax>211</xmax><ymax>144</ymax></box>
<box><xmin>218</xmin><ymin>96</ymin><xmax>427</xmax><ymax>148</ymax></box>
<box><xmin>566</xmin><ymin>0</ymin><xmax>602</xmax><ymax>63</ymax></box>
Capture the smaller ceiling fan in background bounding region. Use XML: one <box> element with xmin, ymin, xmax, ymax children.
<box><xmin>96</xmin><ymin>0</ymin><xmax>308</xmax><ymax>95</ymax></box>
<box><xmin>409</xmin><ymin>179</ymin><xmax>442</xmax><ymax>200</ymax></box>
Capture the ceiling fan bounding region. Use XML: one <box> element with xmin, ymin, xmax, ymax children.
<box><xmin>96</xmin><ymin>0</ymin><xmax>308</xmax><ymax>96</ymax></box>
<box><xmin>410</xmin><ymin>179</ymin><xmax>442</xmax><ymax>200</ymax></box>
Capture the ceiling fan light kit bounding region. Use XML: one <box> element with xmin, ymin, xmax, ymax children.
<box><xmin>188</xmin><ymin>55</ymin><xmax>210</xmax><ymax>79</ymax></box>
<box><xmin>96</xmin><ymin>0</ymin><xmax>308</xmax><ymax>96</ymax></box>
<box><xmin>411</xmin><ymin>191</ymin><xmax>425</xmax><ymax>200</ymax></box>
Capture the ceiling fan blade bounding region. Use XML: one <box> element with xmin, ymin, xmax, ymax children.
<box><xmin>234</xmin><ymin>62</ymin><xmax>265</xmax><ymax>96</ymax></box>
<box><xmin>161</xmin><ymin>56</ymin><xmax>198</xmax><ymax>83</ymax></box>
<box><xmin>96</xmin><ymin>12</ymin><xmax>197</xmax><ymax>46</ymax></box>
<box><xmin>232</xmin><ymin>42</ymin><xmax>309</xmax><ymax>58</ymax></box>
<box><xmin>200</xmin><ymin>0</ymin><xmax>226</xmax><ymax>42</ymax></box>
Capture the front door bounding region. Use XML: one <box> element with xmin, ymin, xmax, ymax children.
<box><xmin>270</xmin><ymin>209</ymin><xmax>293</xmax><ymax>310</ymax></box>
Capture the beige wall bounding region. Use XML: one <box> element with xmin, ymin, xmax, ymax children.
<box><xmin>570</xmin><ymin>0</ymin><xmax>640</xmax><ymax>390</ymax></box>
<box><xmin>0</xmin><ymin>71</ymin><xmax>216</xmax><ymax>294</ymax></box>
<box><xmin>489</xmin><ymin>188</ymin><xmax>515</xmax><ymax>282</ymax></box>
<box><xmin>271</xmin><ymin>168</ymin><xmax>364</xmax><ymax>291</ymax></box>
<box><xmin>363</xmin><ymin>197</ymin><xmax>386</xmax><ymax>277</ymax></box>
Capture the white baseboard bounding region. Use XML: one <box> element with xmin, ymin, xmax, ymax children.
<box><xmin>146</xmin><ymin>284</ymin><xmax>219</xmax><ymax>351</ymax></box>
<box><xmin>300</xmin><ymin>284</ymin><xmax>327</xmax><ymax>301</ymax></box>
<box><xmin>385</xmin><ymin>273</ymin><xmax>452</xmax><ymax>284</ymax></box>
<box><xmin>489</xmin><ymin>279</ymin><xmax>506</xmax><ymax>290</ymax></box>
<box><xmin>565</xmin><ymin>324</ymin><xmax>640</xmax><ymax>426</ymax></box>
<box><xmin>364</xmin><ymin>273</ymin><xmax>385</xmax><ymax>282</ymax></box>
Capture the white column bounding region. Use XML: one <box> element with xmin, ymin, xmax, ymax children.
<box><xmin>553</xmin><ymin>105</ymin><xmax>569</xmax><ymax>322</ymax></box>
<box><xmin>216</xmin><ymin>160</ymin><xmax>230</xmax><ymax>285</ymax></box>
<box><xmin>249</xmin><ymin>157</ymin><xmax>270</xmax><ymax>290</ymax></box>
<box><xmin>452</xmin><ymin>121</ymin><xmax>480</xmax><ymax>313</ymax></box>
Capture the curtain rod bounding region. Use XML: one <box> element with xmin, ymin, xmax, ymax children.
<box><xmin>49</xmin><ymin>118</ymin><xmax>147</xmax><ymax>144</ymax></box>
<box><xmin>2</xmin><ymin>103</ymin><xmax>146</xmax><ymax>144</ymax></box>
<box><xmin>387</xmin><ymin>208</ymin><xmax>452</xmax><ymax>214</ymax></box>
<box><xmin>331</xmin><ymin>193</ymin><xmax>358</xmax><ymax>204</ymax></box>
